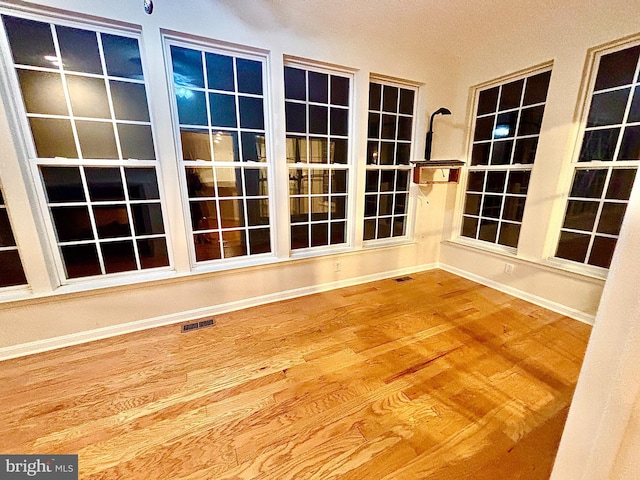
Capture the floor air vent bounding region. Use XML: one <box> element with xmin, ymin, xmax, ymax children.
<box><xmin>394</xmin><ymin>276</ymin><xmax>414</xmax><ymax>283</ymax></box>
<box><xmin>181</xmin><ymin>317</ymin><xmax>216</xmax><ymax>333</ymax></box>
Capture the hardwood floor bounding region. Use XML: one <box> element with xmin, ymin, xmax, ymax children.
<box><xmin>0</xmin><ymin>270</ymin><xmax>592</xmax><ymax>479</ymax></box>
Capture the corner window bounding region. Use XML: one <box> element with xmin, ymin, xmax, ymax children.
<box><xmin>1</xmin><ymin>15</ymin><xmax>170</xmax><ymax>280</ymax></box>
<box><xmin>285</xmin><ymin>64</ymin><xmax>351</xmax><ymax>251</ymax></box>
<box><xmin>461</xmin><ymin>69</ymin><xmax>551</xmax><ymax>248</ymax></box>
<box><xmin>0</xmin><ymin>188</ymin><xmax>27</xmax><ymax>288</ymax></box>
<box><xmin>364</xmin><ymin>80</ymin><xmax>415</xmax><ymax>241</ymax></box>
<box><xmin>555</xmin><ymin>44</ymin><xmax>640</xmax><ymax>269</ymax></box>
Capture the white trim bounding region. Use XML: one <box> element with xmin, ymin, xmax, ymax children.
<box><xmin>0</xmin><ymin>262</ymin><xmax>438</xmax><ymax>361</ymax></box>
<box><xmin>439</xmin><ymin>263</ymin><xmax>596</xmax><ymax>325</ymax></box>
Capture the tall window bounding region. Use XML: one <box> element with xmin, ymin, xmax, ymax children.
<box><xmin>364</xmin><ymin>80</ymin><xmax>415</xmax><ymax>241</ymax></box>
<box><xmin>461</xmin><ymin>69</ymin><xmax>551</xmax><ymax>247</ymax></box>
<box><xmin>285</xmin><ymin>64</ymin><xmax>351</xmax><ymax>251</ymax></box>
<box><xmin>168</xmin><ymin>43</ymin><xmax>271</xmax><ymax>263</ymax></box>
<box><xmin>0</xmin><ymin>187</ymin><xmax>27</xmax><ymax>288</ymax></box>
<box><xmin>1</xmin><ymin>15</ymin><xmax>170</xmax><ymax>280</ymax></box>
<box><xmin>555</xmin><ymin>44</ymin><xmax>640</xmax><ymax>269</ymax></box>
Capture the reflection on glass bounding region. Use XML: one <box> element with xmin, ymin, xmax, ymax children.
<box><xmin>171</xmin><ymin>46</ymin><xmax>205</xmax><ymax>88</ymax></box>
<box><xmin>381</xmin><ymin>114</ymin><xmax>396</xmax><ymax>139</ymax></box>
<box><xmin>397</xmin><ymin>144</ymin><xmax>411</xmax><ymax>165</ymax></box>
<box><xmin>498</xmin><ymin>222</ymin><xmax>520</xmax><ymax>247</ymax></box>
<box><xmin>212</xmin><ymin>131</ymin><xmax>239</xmax><ymax>162</ymax></box>
<box><xmin>482</xmin><ymin>195</ymin><xmax>503</xmax><ymax>218</ymax></box>
<box><xmin>236</xmin><ymin>58</ymin><xmax>262</xmax><ymax>95</ymax></box>
<box><xmin>479</xmin><ymin>219</ymin><xmax>499</xmax><ymax>242</ymax></box>
<box><xmin>41</xmin><ymin>166</ymin><xmax>85</xmax><ymax>202</ymax></box>
<box><xmin>331</xmin><ymin>170</ymin><xmax>348</xmax><ymax>194</ymax></box>
<box><xmin>570</xmin><ymin>169</ymin><xmax>606</xmax><ymax>198</ymax></box>
<box><xmin>587</xmin><ymin>89</ymin><xmax>630</xmax><ymax>127</ymax></box>
<box><xmin>579</xmin><ymin>128</ymin><xmax>620</xmax><ymax>162</ymax></box>
<box><xmin>110</xmin><ymin>81</ymin><xmax>150</xmax><ymax>121</ymax></box>
<box><xmin>330</xmin><ymin>138</ymin><xmax>348</xmax><ymax>164</ymax></box>
<box><xmin>51</xmin><ymin>206</ymin><xmax>93</xmax><ymax>241</ymax></box>
<box><xmin>363</xmin><ymin>219</ymin><xmax>376</xmax><ymax>240</ymax></box>
<box><xmin>379</xmin><ymin>194</ymin><xmax>393</xmax><ymax>216</ymax></box>
<box><xmin>594</xmin><ymin>46</ymin><xmax>640</xmax><ymax>91</ymax></box>
<box><xmin>119</xmin><ymin>124</ymin><xmax>155</xmax><ymax>159</ymax></box>
<box><xmin>393</xmin><ymin>216</ymin><xmax>406</xmax><ymax>237</ymax></box>
<box><xmin>597</xmin><ymin>203</ymin><xmax>627</xmax><ymax>235</ymax></box>
<box><xmin>137</xmin><ymin>238</ymin><xmax>169</xmax><ymax>269</ymax></box>
<box><xmin>506</xmin><ymin>170</ymin><xmax>531</xmax><ymax>194</ymax></box>
<box><xmin>246</xmin><ymin>199</ymin><xmax>269</xmax><ymax>226</ymax></box>
<box><xmin>67</xmin><ymin>75</ymin><xmax>110</xmax><ymax>118</ymax></box>
<box><xmin>18</xmin><ymin>70</ymin><xmax>67</xmax><ymax>115</ymax></box>
<box><xmin>494</xmin><ymin>111</ymin><xmax>517</xmax><ymax>138</ymax></box>
<box><xmin>396</xmin><ymin>170</ymin><xmax>409</xmax><ymax>191</ymax></box>
<box><xmin>490</xmin><ymin>140</ymin><xmax>513</xmax><ymax>165</ymax></box>
<box><xmin>176</xmin><ymin>89</ymin><xmax>207</xmax><ymax>126</ymax></box>
<box><xmin>380</xmin><ymin>170</ymin><xmax>395</xmax><ymax>192</ymax></box>
<box><xmin>394</xmin><ymin>194</ymin><xmax>407</xmax><ymax>215</ymax></box>
<box><xmin>57</xmin><ymin>25</ymin><xmax>102</xmax><ymax>74</ymax></box>
<box><xmin>76</xmin><ymin>120</ymin><xmax>118</xmax><ymax>159</ymax></box>
<box><xmin>219</xmin><ymin>198</ymin><xmax>245</xmax><ymax>228</ymax></box>
<box><xmin>287</xmin><ymin>136</ymin><xmax>307</xmax><ymax>163</ymax></box>
<box><xmin>331</xmin><ymin>221</ymin><xmax>346</xmax><ymax>244</ymax></box>
<box><xmin>556</xmin><ymin>231</ymin><xmax>590</xmax><ymax>263</ymax></box>
<box><xmin>102</xmin><ymin>34</ymin><xmax>143</xmax><ymax>80</ymax></box>
<box><xmin>588</xmin><ymin>236</ymin><xmax>617</xmax><ymax>268</ymax></box>
<box><xmin>249</xmin><ymin>228</ymin><xmax>270</xmax><ymax>254</ymax></box>
<box><xmin>290</xmin><ymin>197</ymin><xmax>309</xmax><ymax>222</ymax></box>
<box><xmin>309</xmin><ymin>138</ymin><xmax>328</xmax><ymax>163</ymax></box>
<box><xmin>186</xmin><ymin>167</ymin><xmax>215</xmax><ymax>197</ymax></box>
<box><xmin>85</xmin><ymin>167</ymin><xmax>125</xmax><ymax>201</ymax></box>
<box><xmin>2</xmin><ymin>16</ymin><xmax>56</xmax><ymax>68</ymax></box>
<box><xmin>94</xmin><ymin>206</ymin><xmax>130</xmax><ymax>238</ymax></box>
<box><xmin>244</xmin><ymin>168</ymin><xmax>268</xmax><ymax>196</ymax></box>
<box><xmin>364</xmin><ymin>195</ymin><xmax>377</xmax><ymax>217</ymax></box>
<box><xmin>377</xmin><ymin>218</ymin><xmax>391</xmax><ymax>238</ymax></box>
<box><xmin>503</xmin><ymin>196</ymin><xmax>525</xmax><ymax>222</ymax></box>
<box><xmin>606</xmin><ymin>168</ymin><xmax>637</xmax><ymax>200</ymax></box>
<box><xmin>194</xmin><ymin>232</ymin><xmax>221</xmax><ymax>261</ymax></box>
<box><xmin>131</xmin><ymin>203</ymin><xmax>164</xmax><ymax>235</ymax></box>
<box><xmin>461</xmin><ymin>216</ymin><xmax>479</xmax><ymax>238</ymax></box>
<box><xmin>619</xmin><ymin>125</ymin><xmax>640</xmax><ymax>160</ymax></box>
<box><xmin>486</xmin><ymin>171</ymin><xmax>507</xmax><ymax>193</ymax></box>
<box><xmin>464</xmin><ymin>194</ymin><xmax>481</xmax><ymax>216</ymax></box>
<box><xmin>289</xmin><ymin>168</ymin><xmax>308</xmax><ymax>195</ymax></box>
<box><xmin>379</xmin><ymin>143</ymin><xmax>395</xmax><ymax>165</ymax></box>
<box><xmin>210</xmin><ymin>93</ymin><xmax>237</xmax><ymax>128</ymax></box>
<box><xmin>101</xmin><ymin>240</ymin><xmax>137</xmax><ymax>273</ymax></box>
<box><xmin>125</xmin><ymin>168</ymin><xmax>160</xmax><ymax>200</ymax></box>
<box><xmin>190</xmin><ymin>200</ymin><xmax>218</xmax><ymax>231</ymax></box>
<box><xmin>513</xmin><ymin>138</ymin><xmax>538</xmax><ymax>164</ymax></box>
<box><xmin>563</xmin><ymin>200</ymin><xmax>598</xmax><ymax>231</ymax></box>
<box><xmin>239</xmin><ymin>96</ymin><xmax>264</xmax><ymax>130</ymax></box>
<box><xmin>205</xmin><ymin>52</ymin><xmax>233</xmax><ymax>91</ymax></box>
<box><xmin>367</xmin><ymin>141</ymin><xmax>379</xmax><ymax>165</ymax></box>
<box><xmin>181</xmin><ymin>129</ymin><xmax>211</xmax><ymax>161</ymax></box>
<box><xmin>333</xmin><ymin>196</ymin><xmax>346</xmax><ymax>219</ymax></box>
<box><xmin>222</xmin><ymin>229</ymin><xmax>247</xmax><ymax>257</ymax></box>
<box><xmin>241</xmin><ymin>132</ymin><xmax>266</xmax><ymax>162</ymax></box>
<box><xmin>311</xmin><ymin>196</ymin><xmax>329</xmax><ymax>221</ymax></box>
<box><xmin>61</xmin><ymin>244</ymin><xmax>101</xmax><ymax>278</ymax></box>
<box><xmin>310</xmin><ymin>169</ymin><xmax>329</xmax><ymax>194</ymax></box>
<box><xmin>29</xmin><ymin>118</ymin><xmax>77</xmax><ymax>158</ymax></box>
<box><xmin>215</xmin><ymin>167</ymin><xmax>243</xmax><ymax>197</ymax></box>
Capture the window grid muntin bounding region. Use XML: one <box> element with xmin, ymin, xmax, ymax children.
<box><xmin>0</xmin><ymin>187</ymin><xmax>28</xmax><ymax>288</ymax></box>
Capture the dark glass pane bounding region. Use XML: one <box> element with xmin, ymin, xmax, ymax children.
<box><xmin>498</xmin><ymin>222</ymin><xmax>521</xmax><ymax>248</ymax></box>
<box><xmin>477</xmin><ymin>87</ymin><xmax>499</xmax><ymax>115</ymax></box>
<box><xmin>0</xmin><ymin>250</ymin><xmax>27</xmax><ymax>287</ymax></box>
<box><xmin>3</xmin><ymin>16</ymin><xmax>55</xmax><ymax>68</ymax></box>
<box><xmin>619</xmin><ymin>125</ymin><xmax>640</xmax><ymax>161</ymax></box>
<box><xmin>588</xmin><ymin>236</ymin><xmax>617</xmax><ymax>268</ymax></box>
<box><xmin>607</xmin><ymin>168</ymin><xmax>637</xmax><ymax>200</ymax></box>
<box><xmin>486</xmin><ymin>171</ymin><xmax>507</xmax><ymax>193</ymax></box>
<box><xmin>17</xmin><ymin>70</ymin><xmax>67</xmax><ymax>115</ymax></box>
<box><xmin>331</xmin><ymin>75</ymin><xmax>349</xmax><ymax>106</ymax></box>
<box><xmin>246</xmin><ymin>198</ymin><xmax>269</xmax><ymax>226</ymax></box>
<box><xmin>379</xmin><ymin>195</ymin><xmax>393</xmax><ymax>216</ymax></box>
<box><xmin>330</xmin><ymin>221</ymin><xmax>346</xmax><ymax>244</ymax></box>
<box><xmin>490</xmin><ymin>141</ymin><xmax>513</xmax><ymax>165</ymax></box>
<box><xmin>507</xmin><ymin>170</ymin><xmax>531</xmax><ymax>194</ymax></box>
<box><xmin>176</xmin><ymin>89</ymin><xmax>207</xmax><ymax>126</ymax></box>
<box><xmin>125</xmin><ymin>168</ymin><xmax>159</xmax><ymax>200</ymax></box>
<box><xmin>330</xmin><ymin>108</ymin><xmax>349</xmax><ymax>136</ymax></box>
<box><xmin>171</xmin><ymin>46</ymin><xmax>204</xmax><ymax>88</ymax></box>
<box><xmin>563</xmin><ymin>200</ymin><xmax>599</xmax><ymax>231</ymax></box>
<box><xmin>597</xmin><ymin>202</ymin><xmax>627</xmax><ymax>235</ymax></box>
<box><xmin>118</xmin><ymin>124</ymin><xmax>155</xmax><ymax>160</ymax></box>
<box><xmin>518</xmin><ymin>105</ymin><xmax>544</xmax><ymax>135</ymax></box>
<box><xmin>579</xmin><ymin>128</ymin><xmax>619</xmax><ymax>162</ymax></box>
<box><xmin>76</xmin><ymin>121</ymin><xmax>118</xmax><ymax>159</ymax></box>
<box><xmin>210</xmin><ymin>93</ymin><xmax>237</xmax><ymax>128</ymax></box>
<box><xmin>181</xmin><ymin>129</ymin><xmax>210</xmax><ymax>161</ymax></box>
<box><xmin>629</xmin><ymin>87</ymin><xmax>640</xmax><ymax>123</ymax></box>
<box><xmin>364</xmin><ymin>195</ymin><xmax>377</xmax><ymax>217</ymax></box>
<box><xmin>57</xmin><ymin>26</ymin><xmax>101</xmax><ymax>74</ymax></box>
<box><xmin>249</xmin><ymin>228</ymin><xmax>271</xmax><ymax>254</ymax></box>
<box><xmin>464</xmin><ymin>193</ymin><xmax>481</xmax><ymax>216</ymax></box>
<box><xmin>285</xmin><ymin>102</ymin><xmax>306</xmax><ymax>133</ymax></box>
<box><xmin>311</xmin><ymin>223</ymin><xmax>328</xmax><ymax>247</ymax></box>
<box><xmin>369</xmin><ymin>83</ymin><xmax>381</xmax><ymax>110</ymax></box>
<box><xmin>380</xmin><ymin>170</ymin><xmax>395</xmax><ymax>192</ymax></box>
<box><xmin>467</xmin><ymin>171</ymin><xmax>485</xmax><ymax>192</ymax></box>
<box><xmin>397</xmin><ymin>116</ymin><xmax>412</xmax><ymax>141</ymax></box>
<box><xmin>194</xmin><ymin>232</ymin><xmax>221</xmax><ymax>261</ymax></box>
<box><xmin>587</xmin><ymin>88</ymin><xmax>630</xmax><ymax>127</ymax></box>
<box><xmin>379</xmin><ymin>142</ymin><xmax>395</xmax><ymax>165</ymax></box>
<box><xmin>499</xmin><ymin>79</ymin><xmax>524</xmax><ymax>111</ymax></box>
<box><xmin>132</xmin><ymin>203</ymin><xmax>164</xmax><ymax>235</ymax></box>
<box><xmin>186</xmin><ymin>167</ymin><xmax>215</xmax><ymax>197</ymax></box>
<box><xmin>382</xmin><ymin>85</ymin><xmax>398</xmax><ymax>112</ymax></box>
<box><xmin>239</xmin><ymin>96</ymin><xmax>264</xmax><ymax>129</ymax></box>
<box><xmin>309</xmin><ymin>105</ymin><xmax>328</xmax><ymax>134</ymax></box>
<box><xmin>0</xmin><ymin>189</ymin><xmax>4</xmax><ymax>204</ymax></box>
<box><xmin>51</xmin><ymin>206</ymin><xmax>93</xmax><ymax>241</ymax></box>
<box><xmin>101</xmin><ymin>240</ymin><xmax>137</xmax><ymax>273</ymax></box>
<box><xmin>67</xmin><ymin>75</ymin><xmax>110</xmax><ymax>118</ymax></box>
<box><xmin>594</xmin><ymin>46</ymin><xmax>640</xmax><ymax>91</ymax></box>
<box><xmin>219</xmin><ymin>199</ymin><xmax>245</xmax><ymax>227</ymax></box>
<box><xmin>396</xmin><ymin>144</ymin><xmax>411</xmax><ymax>165</ymax></box>
<box><xmin>287</xmin><ymin>136</ymin><xmax>307</xmax><ymax>163</ymax></box>
<box><xmin>284</xmin><ymin>67</ymin><xmax>306</xmax><ymax>101</ymax></box>
<box><xmin>309</xmin><ymin>71</ymin><xmax>328</xmax><ymax>103</ymax></box>
<box><xmin>396</xmin><ymin>170</ymin><xmax>409</xmax><ymax>191</ymax></box>
<box><xmin>101</xmin><ymin>34</ymin><xmax>143</xmax><ymax>80</ymax></box>
<box><xmin>94</xmin><ymin>206</ymin><xmax>130</xmax><ymax>238</ymax></box>
<box><xmin>291</xmin><ymin>224</ymin><xmax>309</xmax><ymax>249</ymax></box>
<box><xmin>205</xmin><ymin>52</ymin><xmax>233</xmax><ymax>91</ymax></box>
<box><xmin>61</xmin><ymin>244</ymin><xmax>101</xmax><ymax>278</ymax></box>
<box><xmin>309</xmin><ymin>138</ymin><xmax>328</xmax><ymax>163</ymax></box>
<box><xmin>138</xmin><ymin>238</ymin><xmax>169</xmax><ymax>269</ymax></box>
<box><xmin>471</xmin><ymin>143</ymin><xmax>490</xmax><ymax>166</ymax></box>
<box><xmin>394</xmin><ymin>194</ymin><xmax>407</xmax><ymax>215</ymax></box>
<box><xmin>523</xmin><ymin>71</ymin><xmax>551</xmax><ymax>105</ymax></box>
<box><xmin>482</xmin><ymin>195</ymin><xmax>503</xmax><ymax>218</ymax></box>
<box><xmin>377</xmin><ymin>218</ymin><xmax>391</xmax><ymax>238</ymax></box>
<box><xmin>363</xmin><ymin>218</ymin><xmax>376</xmax><ymax>240</ymax></box>
<box><xmin>494</xmin><ymin>111</ymin><xmax>517</xmax><ymax>139</ymax></box>
<box><xmin>85</xmin><ymin>167</ymin><xmax>124</xmax><ymax>201</ymax></box>
<box><xmin>0</xmin><ymin>210</ymin><xmax>16</xmax><ymax>247</ymax></box>
<box><xmin>368</xmin><ymin>113</ymin><xmax>380</xmax><ymax>138</ymax></box>
<box><xmin>399</xmin><ymin>89</ymin><xmax>414</xmax><ymax>115</ymax></box>
<box><xmin>333</xmin><ymin>196</ymin><xmax>346</xmax><ymax>219</ymax></box>
<box><xmin>215</xmin><ymin>167</ymin><xmax>242</xmax><ymax>196</ymax></box>
<box><xmin>29</xmin><ymin>118</ymin><xmax>77</xmax><ymax>158</ymax></box>
<box><xmin>381</xmin><ymin>114</ymin><xmax>396</xmax><ymax>140</ymax></box>
<box><xmin>290</xmin><ymin>196</ymin><xmax>309</xmax><ymax>222</ymax></box>
<box><xmin>503</xmin><ymin>196</ymin><xmax>526</xmax><ymax>222</ymax></box>
<box><xmin>513</xmin><ymin>138</ymin><xmax>538</xmax><ymax>164</ymax></box>
<box><xmin>236</xmin><ymin>58</ymin><xmax>262</xmax><ymax>94</ymax></box>
<box><xmin>330</xmin><ymin>138</ymin><xmax>348</xmax><ymax>164</ymax></box>
<box><xmin>41</xmin><ymin>166</ymin><xmax>84</xmax><ymax>202</ymax></box>
<box><xmin>110</xmin><ymin>81</ymin><xmax>150</xmax><ymax>121</ymax></box>
<box><xmin>461</xmin><ymin>216</ymin><xmax>478</xmax><ymax>238</ymax></box>
<box><xmin>570</xmin><ymin>169</ymin><xmax>607</xmax><ymax>198</ymax></box>
<box><xmin>478</xmin><ymin>219</ymin><xmax>498</xmax><ymax>242</ymax></box>
<box><xmin>190</xmin><ymin>200</ymin><xmax>217</xmax><ymax>230</ymax></box>
<box><xmin>366</xmin><ymin>170</ymin><xmax>379</xmax><ymax>192</ymax></box>
<box><xmin>245</xmin><ymin>168</ymin><xmax>268</xmax><ymax>196</ymax></box>
<box><xmin>241</xmin><ymin>132</ymin><xmax>265</xmax><ymax>162</ymax></box>
<box><xmin>474</xmin><ymin>116</ymin><xmax>494</xmax><ymax>141</ymax></box>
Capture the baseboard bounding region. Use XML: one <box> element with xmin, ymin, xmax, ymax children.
<box><xmin>0</xmin><ymin>263</ymin><xmax>438</xmax><ymax>361</ymax></box>
<box><xmin>439</xmin><ymin>263</ymin><xmax>596</xmax><ymax>325</ymax></box>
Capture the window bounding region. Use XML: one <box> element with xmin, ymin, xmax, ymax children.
<box><xmin>0</xmin><ymin>187</ymin><xmax>27</xmax><ymax>288</ymax></box>
<box><xmin>1</xmin><ymin>15</ymin><xmax>170</xmax><ymax>280</ymax></box>
<box><xmin>555</xmin><ymin>44</ymin><xmax>640</xmax><ymax>269</ymax></box>
<box><xmin>461</xmin><ymin>68</ymin><xmax>552</xmax><ymax>247</ymax></box>
<box><xmin>285</xmin><ymin>64</ymin><xmax>351</xmax><ymax>251</ymax></box>
<box><xmin>364</xmin><ymin>80</ymin><xmax>415</xmax><ymax>241</ymax></box>
<box><xmin>168</xmin><ymin>42</ymin><xmax>271</xmax><ymax>263</ymax></box>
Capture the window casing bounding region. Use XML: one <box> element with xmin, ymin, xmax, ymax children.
<box><xmin>461</xmin><ymin>69</ymin><xmax>552</xmax><ymax>248</ymax></box>
<box><xmin>0</xmin><ymin>14</ymin><xmax>170</xmax><ymax>281</ymax></box>
<box><xmin>167</xmin><ymin>41</ymin><xmax>272</xmax><ymax>264</ymax></box>
<box><xmin>0</xmin><ymin>187</ymin><xmax>28</xmax><ymax>288</ymax></box>
<box><xmin>284</xmin><ymin>63</ymin><xmax>352</xmax><ymax>251</ymax></box>
<box><xmin>555</xmin><ymin>44</ymin><xmax>640</xmax><ymax>269</ymax></box>
<box><xmin>364</xmin><ymin>80</ymin><xmax>415</xmax><ymax>242</ymax></box>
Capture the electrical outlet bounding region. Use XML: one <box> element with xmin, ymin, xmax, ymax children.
<box><xmin>335</xmin><ymin>261</ymin><xmax>341</xmax><ymax>272</ymax></box>
<box><xmin>504</xmin><ymin>263</ymin><xmax>514</xmax><ymax>275</ymax></box>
